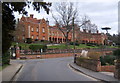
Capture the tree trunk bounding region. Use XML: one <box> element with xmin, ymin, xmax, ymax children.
<box><xmin>65</xmin><ymin>34</ymin><xmax>69</xmax><ymax>49</ymax></box>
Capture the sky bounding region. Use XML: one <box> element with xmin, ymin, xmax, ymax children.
<box><xmin>14</xmin><ymin>0</ymin><xmax>119</xmax><ymax>35</ymax></box>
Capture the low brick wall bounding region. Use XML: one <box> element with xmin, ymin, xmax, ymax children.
<box><xmin>20</xmin><ymin>53</ymin><xmax>81</xmax><ymax>59</ymax></box>
<box><xmin>76</xmin><ymin>57</ymin><xmax>115</xmax><ymax>72</ymax></box>
<box><xmin>76</xmin><ymin>58</ymin><xmax>101</xmax><ymax>71</ymax></box>
<box><xmin>100</xmin><ymin>65</ymin><xmax>115</xmax><ymax>72</ymax></box>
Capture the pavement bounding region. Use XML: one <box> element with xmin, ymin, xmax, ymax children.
<box><xmin>69</xmin><ymin>62</ymin><xmax>120</xmax><ymax>83</ymax></box>
<box><xmin>0</xmin><ymin>62</ymin><xmax>23</xmax><ymax>82</ymax></box>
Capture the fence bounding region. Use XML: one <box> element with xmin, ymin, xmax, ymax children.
<box><xmin>20</xmin><ymin>48</ymin><xmax>117</xmax><ymax>55</ymax></box>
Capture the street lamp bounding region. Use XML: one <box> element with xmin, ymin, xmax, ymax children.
<box><xmin>101</xmin><ymin>27</ymin><xmax>111</xmax><ymax>52</ymax></box>
<box><xmin>101</xmin><ymin>27</ymin><xmax>111</xmax><ymax>34</ymax></box>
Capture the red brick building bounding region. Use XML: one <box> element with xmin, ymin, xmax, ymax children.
<box><xmin>15</xmin><ymin>14</ymin><xmax>107</xmax><ymax>45</ymax></box>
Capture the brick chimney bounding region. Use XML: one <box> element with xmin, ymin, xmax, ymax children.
<box><xmin>88</xmin><ymin>30</ymin><xmax>91</xmax><ymax>33</ymax></box>
<box><xmin>17</xmin><ymin>18</ymin><xmax>19</xmax><ymax>23</ymax></box>
<box><xmin>46</xmin><ymin>18</ymin><xmax>49</xmax><ymax>25</ymax></box>
<box><xmin>97</xmin><ymin>30</ymin><xmax>99</xmax><ymax>33</ymax></box>
<box><xmin>30</xmin><ymin>14</ymin><xmax>33</xmax><ymax>18</ymax></box>
<box><xmin>83</xmin><ymin>29</ymin><xmax>86</xmax><ymax>33</ymax></box>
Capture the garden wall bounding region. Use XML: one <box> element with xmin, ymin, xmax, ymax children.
<box><xmin>100</xmin><ymin>65</ymin><xmax>115</xmax><ymax>72</ymax></box>
<box><xmin>20</xmin><ymin>53</ymin><xmax>81</xmax><ymax>59</ymax></box>
<box><xmin>76</xmin><ymin>57</ymin><xmax>115</xmax><ymax>72</ymax></box>
<box><xmin>76</xmin><ymin>58</ymin><xmax>101</xmax><ymax>71</ymax></box>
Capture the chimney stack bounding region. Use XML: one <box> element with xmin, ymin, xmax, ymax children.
<box><xmin>83</xmin><ymin>29</ymin><xmax>86</xmax><ymax>33</ymax></box>
<box><xmin>30</xmin><ymin>14</ymin><xmax>33</xmax><ymax>18</ymax></box>
<box><xmin>46</xmin><ymin>18</ymin><xmax>49</xmax><ymax>25</ymax></box>
<box><xmin>17</xmin><ymin>18</ymin><xmax>19</xmax><ymax>22</ymax></box>
<box><xmin>97</xmin><ymin>30</ymin><xmax>99</xmax><ymax>33</ymax></box>
<box><xmin>88</xmin><ymin>30</ymin><xmax>91</xmax><ymax>33</ymax></box>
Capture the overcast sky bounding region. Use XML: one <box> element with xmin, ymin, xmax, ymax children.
<box><xmin>14</xmin><ymin>0</ymin><xmax>119</xmax><ymax>35</ymax></box>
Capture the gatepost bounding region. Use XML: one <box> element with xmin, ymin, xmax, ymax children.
<box><xmin>16</xmin><ymin>46</ymin><xmax>20</xmax><ymax>59</ymax></box>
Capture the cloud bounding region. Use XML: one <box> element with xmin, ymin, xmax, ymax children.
<box><xmin>14</xmin><ymin>0</ymin><xmax>119</xmax><ymax>35</ymax></box>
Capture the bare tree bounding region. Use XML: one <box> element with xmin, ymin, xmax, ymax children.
<box><xmin>13</xmin><ymin>21</ymin><xmax>25</xmax><ymax>42</ymax></box>
<box><xmin>81</xmin><ymin>15</ymin><xmax>98</xmax><ymax>33</ymax></box>
<box><xmin>52</xmin><ymin>2</ymin><xmax>89</xmax><ymax>47</ymax></box>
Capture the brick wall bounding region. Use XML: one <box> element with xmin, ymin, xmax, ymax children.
<box><xmin>76</xmin><ymin>58</ymin><xmax>101</xmax><ymax>71</ymax></box>
<box><xmin>20</xmin><ymin>53</ymin><xmax>81</xmax><ymax>59</ymax></box>
<box><xmin>76</xmin><ymin>57</ymin><xmax>115</xmax><ymax>72</ymax></box>
<box><xmin>100</xmin><ymin>65</ymin><xmax>115</xmax><ymax>72</ymax></box>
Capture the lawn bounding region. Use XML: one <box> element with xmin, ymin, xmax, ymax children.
<box><xmin>47</xmin><ymin>44</ymin><xmax>68</xmax><ymax>49</ymax></box>
<box><xmin>47</xmin><ymin>44</ymin><xmax>100</xmax><ymax>49</ymax></box>
<box><xmin>12</xmin><ymin>42</ymin><xmax>117</xmax><ymax>50</ymax></box>
<box><xmin>12</xmin><ymin>42</ymin><xmax>44</xmax><ymax>50</ymax></box>
<box><xmin>47</xmin><ymin>44</ymin><xmax>117</xmax><ymax>49</ymax></box>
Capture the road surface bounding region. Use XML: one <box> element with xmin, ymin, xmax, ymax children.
<box><xmin>13</xmin><ymin>57</ymin><xmax>99</xmax><ymax>81</ymax></box>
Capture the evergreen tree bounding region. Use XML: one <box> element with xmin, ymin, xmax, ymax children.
<box><xmin>2</xmin><ymin>1</ymin><xmax>51</xmax><ymax>65</ymax></box>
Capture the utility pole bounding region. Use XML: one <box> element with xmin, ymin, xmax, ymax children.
<box><xmin>72</xmin><ymin>17</ymin><xmax>75</xmax><ymax>54</ymax></box>
<box><xmin>73</xmin><ymin>17</ymin><xmax>77</xmax><ymax>63</ymax></box>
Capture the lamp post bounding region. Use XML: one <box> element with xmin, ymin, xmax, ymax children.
<box><xmin>73</xmin><ymin>18</ymin><xmax>90</xmax><ymax>63</ymax></box>
<box><xmin>101</xmin><ymin>27</ymin><xmax>111</xmax><ymax>34</ymax></box>
<box><xmin>72</xmin><ymin>17</ymin><xmax>77</xmax><ymax>63</ymax></box>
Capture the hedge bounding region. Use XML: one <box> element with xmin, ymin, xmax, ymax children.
<box><xmin>29</xmin><ymin>44</ymin><xmax>47</xmax><ymax>52</ymax></box>
<box><xmin>113</xmin><ymin>49</ymin><xmax>120</xmax><ymax>58</ymax></box>
<box><xmin>2</xmin><ymin>52</ymin><xmax>10</xmax><ymax>66</ymax></box>
<box><xmin>100</xmin><ymin>55</ymin><xmax>116</xmax><ymax>66</ymax></box>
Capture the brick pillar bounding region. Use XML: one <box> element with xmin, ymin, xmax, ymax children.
<box><xmin>16</xmin><ymin>46</ymin><xmax>20</xmax><ymax>59</ymax></box>
<box><xmin>114</xmin><ymin>61</ymin><xmax>120</xmax><ymax>79</ymax></box>
<box><xmin>62</xmin><ymin>38</ymin><xmax>63</xmax><ymax>43</ymax></box>
<box><xmin>97</xmin><ymin>59</ymin><xmax>101</xmax><ymax>71</ymax></box>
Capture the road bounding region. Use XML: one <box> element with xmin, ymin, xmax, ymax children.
<box><xmin>13</xmin><ymin>57</ymin><xmax>99</xmax><ymax>81</ymax></box>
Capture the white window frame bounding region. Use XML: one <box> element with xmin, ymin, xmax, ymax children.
<box><xmin>37</xmin><ymin>35</ymin><xmax>38</xmax><ymax>39</ymax></box>
<box><xmin>32</xmin><ymin>35</ymin><xmax>34</xmax><ymax>39</ymax></box>
<box><xmin>36</xmin><ymin>27</ymin><xmax>39</xmax><ymax>32</ymax></box>
<box><xmin>42</xmin><ymin>27</ymin><xmax>45</xmax><ymax>33</ymax></box>
<box><xmin>22</xmin><ymin>36</ymin><xmax>25</xmax><ymax>40</ymax></box>
<box><xmin>43</xmin><ymin>36</ymin><xmax>45</xmax><ymax>40</ymax></box>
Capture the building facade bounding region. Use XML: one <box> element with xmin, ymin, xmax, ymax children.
<box><xmin>15</xmin><ymin>14</ymin><xmax>107</xmax><ymax>45</ymax></box>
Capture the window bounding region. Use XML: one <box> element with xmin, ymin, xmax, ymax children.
<box><xmin>31</xmin><ymin>27</ymin><xmax>33</xmax><ymax>32</ymax></box>
<box><xmin>37</xmin><ymin>35</ymin><xmax>38</xmax><ymax>39</ymax></box>
<box><xmin>22</xmin><ymin>36</ymin><xmax>25</xmax><ymax>40</ymax></box>
<box><xmin>32</xmin><ymin>35</ymin><xmax>34</xmax><ymax>39</ymax></box>
<box><xmin>42</xmin><ymin>27</ymin><xmax>45</xmax><ymax>33</ymax></box>
<box><xmin>23</xmin><ymin>28</ymin><xmax>24</xmax><ymax>31</ymax></box>
<box><xmin>43</xmin><ymin>36</ymin><xmax>45</xmax><ymax>40</ymax></box>
<box><xmin>36</xmin><ymin>27</ymin><xmax>39</xmax><ymax>32</ymax></box>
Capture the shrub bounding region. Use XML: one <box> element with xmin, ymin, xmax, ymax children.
<box><xmin>100</xmin><ymin>55</ymin><xmax>116</xmax><ymax>66</ymax></box>
<box><xmin>69</xmin><ymin>42</ymin><xmax>79</xmax><ymax>46</ymax></box>
<box><xmin>87</xmin><ymin>43</ymin><xmax>99</xmax><ymax>46</ymax></box>
<box><xmin>26</xmin><ymin>38</ymin><xmax>32</xmax><ymax>44</ymax></box>
<box><xmin>113</xmin><ymin>49</ymin><xmax>120</xmax><ymax>59</ymax></box>
<box><xmin>2</xmin><ymin>52</ymin><xmax>10</xmax><ymax>66</ymax></box>
<box><xmin>86</xmin><ymin>43</ymin><xmax>94</xmax><ymax>46</ymax></box>
<box><xmin>87</xmin><ymin>51</ymin><xmax>101</xmax><ymax>60</ymax></box>
<box><xmin>29</xmin><ymin>44</ymin><xmax>47</xmax><ymax>52</ymax></box>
